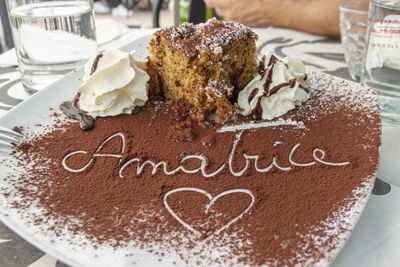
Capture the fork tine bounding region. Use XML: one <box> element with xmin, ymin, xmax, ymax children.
<box><xmin>0</xmin><ymin>126</ymin><xmax>23</xmax><ymax>138</ymax></box>
<box><xmin>0</xmin><ymin>133</ymin><xmax>20</xmax><ymax>144</ymax></box>
<box><xmin>0</xmin><ymin>126</ymin><xmax>23</xmax><ymax>148</ymax></box>
<box><xmin>0</xmin><ymin>139</ymin><xmax>15</xmax><ymax>148</ymax></box>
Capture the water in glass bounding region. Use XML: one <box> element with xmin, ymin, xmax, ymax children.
<box><xmin>363</xmin><ymin>0</ymin><xmax>400</xmax><ymax>125</ymax></box>
<box><xmin>9</xmin><ymin>1</ymin><xmax>97</xmax><ymax>94</ymax></box>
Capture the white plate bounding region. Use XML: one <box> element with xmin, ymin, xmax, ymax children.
<box><xmin>0</xmin><ymin>36</ymin><xmax>377</xmax><ymax>267</ymax></box>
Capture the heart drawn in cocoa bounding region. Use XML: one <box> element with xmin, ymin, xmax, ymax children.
<box><xmin>163</xmin><ymin>187</ymin><xmax>255</xmax><ymax>239</ymax></box>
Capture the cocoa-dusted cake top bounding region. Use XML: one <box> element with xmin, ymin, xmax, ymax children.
<box><xmin>155</xmin><ymin>18</ymin><xmax>258</xmax><ymax>59</ymax></box>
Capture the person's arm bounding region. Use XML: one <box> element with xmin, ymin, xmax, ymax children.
<box><xmin>204</xmin><ymin>0</ymin><xmax>348</xmax><ymax>37</ymax></box>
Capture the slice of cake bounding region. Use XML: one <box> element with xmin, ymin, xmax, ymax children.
<box><xmin>147</xmin><ymin>18</ymin><xmax>258</xmax><ymax>122</ymax></box>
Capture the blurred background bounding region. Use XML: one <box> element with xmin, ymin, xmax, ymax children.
<box><xmin>0</xmin><ymin>0</ymin><xmax>180</xmax><ymax>53</ymax></box>
<box><xmin>0</xmin><ymin>0</ymin><xmax>220</xmax><ymax>53</ymax></box>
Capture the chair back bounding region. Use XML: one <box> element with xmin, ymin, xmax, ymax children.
<box><xmin>152</xmin><ymin>0</ymin><xmax>208</xmax><ymax>28</ymax></box>
<box><xmin>0</xmin><ymin>0</ymin><xmax>14</xmax><ymax>52</ymax></box>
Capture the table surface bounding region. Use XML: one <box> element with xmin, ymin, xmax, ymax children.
<box><xmin>0</xmin><ymin>20</ymin><xmax>399</xmax><ymax>267</ymax></box>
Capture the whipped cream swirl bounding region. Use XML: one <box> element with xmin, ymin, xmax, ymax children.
<box><xmin>77</xmin><ymin>49</ymin><xmax>149</xmax><ymax>118</ymax></box>
<box><xmin>238</xmin><ymin>52</ymin><xmax>310</xmax><ymax>120</ymax></box>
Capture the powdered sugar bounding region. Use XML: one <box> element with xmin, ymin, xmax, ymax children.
<box><xmin>217</xmin><ymin>118</ymin><xmax>304</xmax><ymax>133</ymax></box>
<box><xmin>307</xmin><ymin>70</ymin><xmax>379</xmax><ymax>114</ymax></box>
<box><xmin>200</xmin><ymin>78</ymin><xmax>234</xmax><ymax>98</ymax></box>
<box><xmin>164</xmin><ymin>18</ymin><xmax>257</xmax><ymax>57</ymax></box>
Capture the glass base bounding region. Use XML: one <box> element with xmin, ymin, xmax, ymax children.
<box><xmin>21</xmin><ymin>70</ymin><xmax>68</xmax><ymax>95</ymax></box>
<box><xmin>349</xmin><ymin>73</ymin><xmax>361</xmax><ymax>83</ymax></box>
<box><xmin>379</xmin><ymin>95</ymin><xmax>400</xmax><ymax>126</ymax></box>
<box><xmin>23</xmin><ymin>85</ymin><xmax>39</xmax><ymax>95</ymax></box>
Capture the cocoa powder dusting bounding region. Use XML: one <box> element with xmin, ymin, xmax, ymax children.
<box><xmin>2</xmin><ymin>73</ymin><xmax>380</xmax><ymax>266</ymax></box>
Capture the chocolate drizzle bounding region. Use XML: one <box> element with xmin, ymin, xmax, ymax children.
<box><xmin>259</xmin><ymin>55</ymin><xmax>266</xmax><ymax>76</ymax></box>
<box><xmin>60</xmin><ymin>101</ymin><xmax>94</xmax><ymax>131</ymax></box>
<box><xmin>289</xmin><ymin>79</ymin><xmax>296</xmax><ymax>88</ymax></box>
<box><xmin>263</xmin><ymin>67</ymin><xmax>273</xmax><ymax>94</ymax></box>
<box><xmin>251</xmin><ymin>98</ymin><xmax>263</xmax><ymax>120</ymax></box>
<box><xmin>269</xmin><ymin>83</ymin><xmax>289</xmax><ymax>96</ymax></box>
<box><xmin>250</xmin><ymin>54</ymin><xmax>310</xmax><ymax>119</ymax></box>
<box><xmin>269</xmin><ymin>79</ymin><xmax>297</xmax><ymax>96</ymax></box>
<box><xmin>267</xmin><ymin>54</ymin><xmax>277</xmax><ymax>67</ymax></box>
<box><xmin>300</xmin><ymin>84</ymin><xmax>310</xmax><ymax>94</ymax></box>
<box><xmin>248</xmin><ymin>87</ymin><xmax>259</xmax><ymax>104</ymax></box>
<box><xmin>90</xmin><ymin>53</ymin><xmax>103</xmax><ymax>76</ymax></box>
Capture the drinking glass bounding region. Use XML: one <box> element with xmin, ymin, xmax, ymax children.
<box><xmin>5</xmin><ymin>0</ymin><xmax>98</xmax><ymax>94</ymax></box>
<box><xmin>339</xmin><ymin>0</ymin><xmax>369</xmax><ymax>82</ymax></box>
<box><xmin>362</xmin><ymin>0</ymin><xmax>400</xmax><ymax>125</ymax></box>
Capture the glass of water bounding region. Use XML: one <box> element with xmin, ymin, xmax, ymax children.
<box><xmin>5</xmin><ymin>0</ymin><xmax>98</xmax><ymax>94</ymax></box>
<box><xmin>362</xmin><ymin>0</ymin><xmax>400</xmax><ymax>125</ymax></box>
<box><xmin>339</xmin><ymin>0</ymin><xmax>369</xmax><ymax>82</ymax></box>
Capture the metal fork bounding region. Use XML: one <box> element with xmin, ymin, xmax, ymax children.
<box><xmin>0</xmin><ymin>126</ymin><xmax>23</xmax><ymax>148</ymax></box>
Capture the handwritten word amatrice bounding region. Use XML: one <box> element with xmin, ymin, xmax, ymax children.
<box><xmin>62</xmin><ymin>129</ymin><xmax>350</xmax><ymax>177</ymax></box>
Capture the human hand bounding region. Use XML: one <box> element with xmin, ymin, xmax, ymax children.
<box><xmin>205</xmin><ymin>0</ymin><xmax>344</xmax><ymax>37</ymax></box>
<box><xmin>204</xmin><ymin>0</ymin><xmax>278</xmax><ymax>27</ymax></box>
